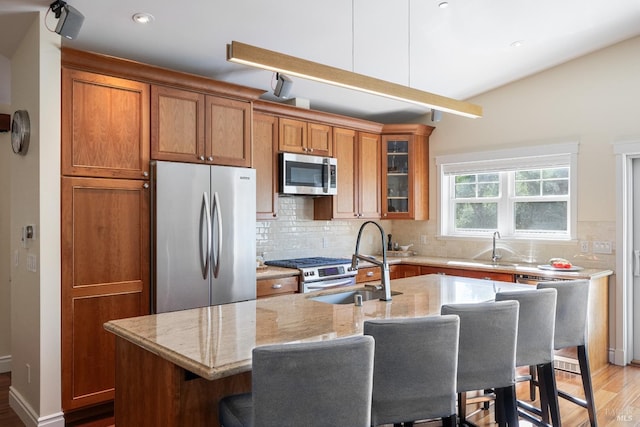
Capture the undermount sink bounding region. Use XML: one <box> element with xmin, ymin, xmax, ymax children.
<box><xmin>310</xmin><ymin>289</ymin><xmax>403</xmax><ymax>305</ymax></box>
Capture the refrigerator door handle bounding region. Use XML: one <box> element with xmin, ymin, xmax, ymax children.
<box><xmin>634</xmin><ymin>249</ymin><xmax>640</xmax><ymax>277</ymax></box>
<box><xmin>212</xmin><ymin>191</ymin><xmax>223</xmax><ymax>278</ymax></box>
<box><xmin>201</xmin><ymin>192</ymin><xmax>212</xmax><ymax>280</ymax></box>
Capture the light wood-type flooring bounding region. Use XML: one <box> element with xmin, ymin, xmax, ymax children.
<box><xmin>2</xmin><ymin>364</ymin><xmax>640</xmax><ymax>426</ymax></box>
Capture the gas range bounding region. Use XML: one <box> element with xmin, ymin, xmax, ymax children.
<box><xmin>265</xmin><ymin>257</ymin><xmax>357</xmax><ymax>293</ymax></box>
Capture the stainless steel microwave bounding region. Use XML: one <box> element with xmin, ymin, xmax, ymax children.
<box><xmin>279</xmin><ymin>152</ymin><xmax>337</xmax><ymax>196</ymax></box>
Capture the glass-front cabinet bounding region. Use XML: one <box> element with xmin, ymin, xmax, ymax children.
<box><xmin>381</xmin><ymin>124</ymin><xmax>433</xmax><ymax>220</ymax></box>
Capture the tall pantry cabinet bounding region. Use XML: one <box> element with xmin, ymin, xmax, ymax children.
<box><xmin>60</xmin><ymin>66</ymin><xmax>151</xmax><ymax>415</ymax></box>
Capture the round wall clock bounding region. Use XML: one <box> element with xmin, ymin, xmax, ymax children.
<box><xmin>11</xmin><ymin>110</ymin><xmax>30</xmax><ymax>155</ymax></box>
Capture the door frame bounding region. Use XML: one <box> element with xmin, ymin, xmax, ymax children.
<box><xmin>614</xmin><ymin>139</ymin><xmax>640</xmax><ymax>365</ymax></box>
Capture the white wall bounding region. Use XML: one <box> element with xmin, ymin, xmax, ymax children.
<box><xmin>392</xmin><ymin>35</ymin><xmax>640</xmax><ymax>363</ymax></box>
<box><xmin>9</xmin><ymin>11</ymin><xmax>63</xmax><ymax>427</ymax></box>
<box><xmin>0</xmin><ymin>102</ymin><xmax>10</xmax><ymax>373</ymax></box>
<box><xmin>0</xmin><ymin>55</ymin><xmax>10</xmax><ymax>105</ymax></box>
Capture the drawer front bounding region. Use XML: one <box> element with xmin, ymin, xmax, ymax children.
<box><xmin>257</xmin><ymin>276</ymin><xmax>299</xmax><ymax>298</ymax></box>
<box><xmin>356</xmin><ymin>267</ymin><xmax>381</xmax><ymax>283</ymax></box>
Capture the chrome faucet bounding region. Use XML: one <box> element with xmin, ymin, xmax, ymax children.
<box><xmin>351</xmin><ymin>221</ymin><xmax>392</xmax><ymax>301</ymax></box>
<box><xmin>491</xmin><ymin>231</ymin><xmax>502</xmax><ymax>263</ymax></box>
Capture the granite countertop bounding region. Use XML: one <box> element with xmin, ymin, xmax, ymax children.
<box><xmin>105</xmin><ymin>274</ymin><xmax>530</xmax><ymax>381</ymax></box>
<box><xmin>255</xmin><ymin>255</ymin><xmax>613</xmax><ymax>281</ymax></box>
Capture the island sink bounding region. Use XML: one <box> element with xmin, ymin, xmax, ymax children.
<box><xmin>310</xmin><ymin>289</ymin><xmax>402</xmax><ymax>305</ymax></box>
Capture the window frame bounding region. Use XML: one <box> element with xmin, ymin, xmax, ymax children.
<box><xmin>436</xmin><ymin>143</ymin><xmax>578</xmax><ymax>241</ymax></box>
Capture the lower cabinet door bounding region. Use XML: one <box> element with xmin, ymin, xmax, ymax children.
<box><xmin>61</xmin><ymin>177</ymin><xmax>150</xmax><ymax>411</ymax></box>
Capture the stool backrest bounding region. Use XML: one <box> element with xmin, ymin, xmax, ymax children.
<box><xmin>364</xmin><ymin>315</ymin><xmax>460</xmax><ymax>426</ymax></box>
<box><xmin>537</xmin><ymin>280</ymin><xmax>589</xmax><ymax>349</ymax></box>
<box><xmin>441</xmin><ymin>300</ymin><xmax>519</xmax><ymax>392</ymax></box>
<box><xmin>496</xmin><ymin>288</ymin><xmax>557</xmax><ymax>367</ymax></box>
<box><xmin>252</xmin><ymin>335</ymin><xmax>374</xmax><ymax>427</ymax></box>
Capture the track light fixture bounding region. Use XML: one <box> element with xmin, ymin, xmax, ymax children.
<box><xmin>227</xmin><ymin>41</ymin><xmax>482</xmax><ymax>118</ymax></box>
<box><xmin>49</xmin><ymin>0</ymin><xmax>84</xmax><ymax>40</ymax></box>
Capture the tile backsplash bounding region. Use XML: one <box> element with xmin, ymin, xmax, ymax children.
<box><xmin>257</xmin><ymin>197</ymin><xmax>615</xmax><ymax>272</ymax></box>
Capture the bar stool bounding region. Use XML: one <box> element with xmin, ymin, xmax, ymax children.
<box><xmin>537</xmin><ymin>279</ymin><xmax>597</xmax><ymax>427</ymax></box>
<box><xmin>441</xmin><ymin>300</ymin><xmax>520</xmax><ymax>427</ymax></box>
<box><xmin>218</xmin><ymin>335</ymin><xmax>374</xmax><ymax>427</ymax></box>
<box><xmin>364</xmin><ymin>315</ymin><xmax>460</xmax><ymax>427</ymax></box>
<box><xmin>496</xmin><ymin>288</ymin><xmax>561</xmax><ymax>427</ymax></box>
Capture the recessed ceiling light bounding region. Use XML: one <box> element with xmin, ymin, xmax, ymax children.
<box><xmin>510</xmin><ymin>40</ymin><xmax>524</xmax><ymax>48</ymax></box>
<box><xmin>438</xmin><ymin>2</ymin><xmax>449</xmax><ymax>8</ymax></box>
<box><xmin>132</xmin><ymin>13</ymin><xmax>154</xmax><ymax>24</ymax></box>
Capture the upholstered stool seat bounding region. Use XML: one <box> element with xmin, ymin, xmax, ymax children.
<box><xmin>442</xmin><ymin>300</ymin><xmax>520</xmax><ymax>427</ymax></box>
<box><xmin>219</xmin><ymin>335</ymin><xmax>375</xmax><ymax>427</ymax></box>
<box><xmin>364</xmin><ymin>315</ymin><xmax>460</xmax><ymax>427</ymax></box>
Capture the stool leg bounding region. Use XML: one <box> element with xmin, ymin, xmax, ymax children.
<box><xmin>538</xmin><ymin>362</ymin><xmax>562</xmax><ymax>427</ymax></box>
<box><xmin>577</xmin><ymin>345</ymin><xmax>598</xmax><ymax>427</ymax></box>
<box><xmin>529</xmin><ymin>365</ymin><xmax>537</xmax><ymax>401</ymax></box>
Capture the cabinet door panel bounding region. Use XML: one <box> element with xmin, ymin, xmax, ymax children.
<box><xmin>279</xmin><ymin>118</ymin><xmax>307</xmax><ymax>153</ymax></box>
<box><xmin>206</xmin><ymin>96</ymin><xmax>251</xmax><ymax>167</ymax></box>
<box><xmin>70</xmin><ymin>293</ymin><xmax>143</xmax><ymax>403</ymax></box>
<box><xmin>61</xmin><ymin>176</ymin><xmax>150</xmax><ymax>411</ymax></box>
<box><xmin>62</xmin><ymin>68</ymin><xmax>150</xmax><ymax>179</ymax></box>
<box><xmin>358</xmin><ymin>132</ymin><xmax>381</xmax><ymax>218</ymax></box>
<box><xmin>151</xmin><ymin>86</ymin><xmax>205</xmax><ymax>162</ymax></box>
<box><xmin>253</xmin><ymin>113</ymin><xmax>279</xmax><ymax>219</ymax></box>
<box><xmin>333</xmin><ymin>128</ymin><xmax>357</xmax><ymax>218</ymax></box>
<box><xmin>308</xmin><ymin>123</ymin><xmax>332</xmax><ymax>156</ymax></box>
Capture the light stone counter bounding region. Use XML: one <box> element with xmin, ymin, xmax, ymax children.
<box><xmin>105</xmin><ymin>274</ymin><xmax>527</xmax><ymax>381</ymax></box>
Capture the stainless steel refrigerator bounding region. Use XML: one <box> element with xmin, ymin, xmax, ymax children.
<box><xmin>151</xmin><ymin>161</ymin><xmax>256</xmax><ymax>313</ymax></box>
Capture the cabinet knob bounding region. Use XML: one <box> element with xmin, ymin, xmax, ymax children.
<box><xmin>273</xmin><ymin>213</ymin><xmax>278</xmax><ymax>218</ymax></box>
<box><xmin>383</xmin><ymin>213</ymin><xmax>387</xmax><ymax>217</ymax></box>
<box><xmin>302</xmin><ymin>147</ymin><xmax>308</xmax><ymax>152</ymax></box>
<box><xmin>271</xmin><ymin>284</ymin><xmax>282</xmax><ymax>289</ymax></box>
<box><xmin>308</xmin><ymin>148</ymin><xmax>314</xmax><ymax>152</ymax></box>
<box><xmin>199</xmin><ymin>156</ymin><xmax>205</xmax><ymax>161</ymax></box>
<box><xmin>142</xmin><ymin>171</ymin><xmax>149</xmax><ymax>177</ymax></box>
<box><xmin>143</xmin><ymin>183</ymin><xmax>149</xmax><ymax>189</ymax></box>
<box><xmin>366</xmin><ymin>271</ymin><xmax>374</xmax><ymax>277</ymax></box>
<box><xmin>208</xmin><ymin>156</ymin><xmax>214</xmax><ymax>161</ymax></box>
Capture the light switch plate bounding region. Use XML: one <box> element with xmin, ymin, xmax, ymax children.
<box><xmin>26</xmin><ymin>254</ymin><xmax>37</xmax><ymax>272</ymax></box>
<box><xmin>592</xmin><ymin>241</ymin><xmax>612</xmax><ymax>254</ymax></box>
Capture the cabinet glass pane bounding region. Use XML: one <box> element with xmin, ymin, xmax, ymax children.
<box><xmin>386</xmin><ymin>140</ymin><xmax>409</xmax><ymax>213</ymax></box>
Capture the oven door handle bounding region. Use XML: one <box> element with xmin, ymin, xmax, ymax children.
<box><xmin>306</xmin><ymin>278</ymin><xmax>355</xmax><ymax>290</ymax></box>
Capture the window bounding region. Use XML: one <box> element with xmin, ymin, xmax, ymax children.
<box><xmin>437</xmin><ymin>143</ymin><xmax>578</xmax><ymax>240</ymax></box>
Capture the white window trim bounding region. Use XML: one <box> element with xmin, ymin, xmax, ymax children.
<box><xmin>436</xmin><ymin>142</ymin><xmax>579</xmax><ymax>241</ymax></box>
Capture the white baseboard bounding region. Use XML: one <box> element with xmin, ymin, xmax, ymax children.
<box><xmin>0</xmin><ymin>354</ymin><xmax>10</xmax><ymax>373</ymax></box>
<box><xmin>9</xmin><ymin>386</ymin><xmax>65</xmax><ymax>427</ymax></box>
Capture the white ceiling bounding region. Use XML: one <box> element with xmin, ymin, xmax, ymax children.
<box><xmin>2</xmin><ymin>0</ymin><xmax>640</xmax><ymax>121</ymax></box>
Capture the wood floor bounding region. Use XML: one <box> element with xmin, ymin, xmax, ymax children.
<box><xmin>2</xmin><ymin>364</ymin><xmax>640</xmax><ymax>426</ymax></box>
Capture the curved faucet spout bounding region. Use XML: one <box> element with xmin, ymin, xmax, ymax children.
<box><xmin>492</xmin><ymin>231</ymin><xmax>502</xmax><ymax>263</ymax></box>
<box><xmin>352</xmin><ymin>221</ymin><xmax>392</xmax><ymax>301</ymax></box>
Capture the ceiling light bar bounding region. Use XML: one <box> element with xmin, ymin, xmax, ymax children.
<box><xmin>227</xmin><ymin>41</ymin><xmax>482</xmax><ymax>119</ymax></box>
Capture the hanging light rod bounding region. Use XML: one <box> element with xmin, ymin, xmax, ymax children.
<box><xmin>227</xmin><ymin>41</ymin><xmax>482</xmax><ymax>119</ymax></box>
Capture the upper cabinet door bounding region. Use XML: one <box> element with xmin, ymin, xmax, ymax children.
<box><xmin>151</xmin><ymin>85</ymin><xmax>205</xmax><ymax>163</ymax></box>
<box><xmin>253</xmin><ymin>113</ymin><xmax>279</xmax><ymax>220</ymax></box>
<box><xmin>62</xmin><ymin>68</ymin><xmax>150</xmax><ymax>179</ymax></box>
<box><xmin>307</xmin><ymin>123</ymin><xmax>332</xmax><ymax>157</ymax></box>
<box><xmin>357</xmin><ymin>132</ymin><xmax>381</xmax><ymax>219</ymax></box>
<box><xmin>205</xmin><ymin>96</ymin><xmax>252</xmax><ymax>167</ymax></box>
<box><xmin>278</xmin><ymin>117</ymin><xmax>307</xmax><ymax>154</ymax></box>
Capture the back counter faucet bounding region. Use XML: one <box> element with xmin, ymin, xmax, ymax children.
<box><xmin>491</xmin><ymin>231</ymin><xmax>502</xmax><ymax>263</ymax></box>
<box><xmin>351</xmin><ymin>221</ymin><xmax>392</xmax><ymax>301</ymax></box>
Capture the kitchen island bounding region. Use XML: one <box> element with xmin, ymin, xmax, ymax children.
<box><xmin>104</xmin><ymin>275</ymin><xmax>548</xmax><ymax>426</ymax></box>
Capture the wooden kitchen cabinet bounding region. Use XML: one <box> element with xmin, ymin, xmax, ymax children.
<box><xmin>253</xmin><ymin>113</ymin><xmax>279</xmax><ymax>219</ymax></box>
<box><xmin>62</xmin><ymin>68</ymin><xmax>150</xmax><ymax>179</ymax></box>
<box><xmin>279</xmin><ymin>117</ymin><xmax>332</xmax><ymax>157</ymax></box>
<box><xmin>151</xmin><ymin>85</ymin><xmax>205</xmax><ymax>163</ymax></box>
<box><xmin>356</xmin><ymin>266</ymin><xmax>381</xmax><ymax>283</ymax></box>
<box><xmin>420</xmin><ymin>265</ymin><xmax>515</xmax><ymax>282</ymax></box>
<box><xmin>314</xmin><ymin>129</ymin><xmax>380</xmax><ymax>220</ymax></box>
<box><xmin>205</xmin><ymin>96</ymin><xmax>252</xmax><ymax>167</ymax></box>
<box><xmin>61</xmin><ymin>176</ymin><xmax>150</xmax><ymax>412</ymax></box>
<box><xmin>381</xmin><ymin>124</ymin><xmax>433</xmax><ymax>220</ymax></box>
<box><xmin>150</xmin><ymin>87</ymin><xmax>251</xmax><ymax>167</ymax></box>
<box><xmin>390</xmin><ymin>264</ymin><xmax>421</xmax><ymax>279</ymax></box>
<box><xmin>257</xmin><ymin>276</ymin><xmax>299</xmax><ymax>298</ymax></box>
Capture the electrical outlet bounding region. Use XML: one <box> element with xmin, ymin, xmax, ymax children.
<box><xmin>420</xmin><ymin>235</ymin><xmax>428</xmax><ymax>244</ymax></box>
<box><xmin>579</xmin><ymin>241</ymin><xmax>589</xmax><ymax>253</ymax></box>
<box><xmin>593</xmin><ymin>241</ymin><xmax>612</xmax><ymax>254</ymax></box>
<box><xmin>322</xmin><ymin>236</ymin><xmax>329</xmax><ymax>248</ymax></box>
